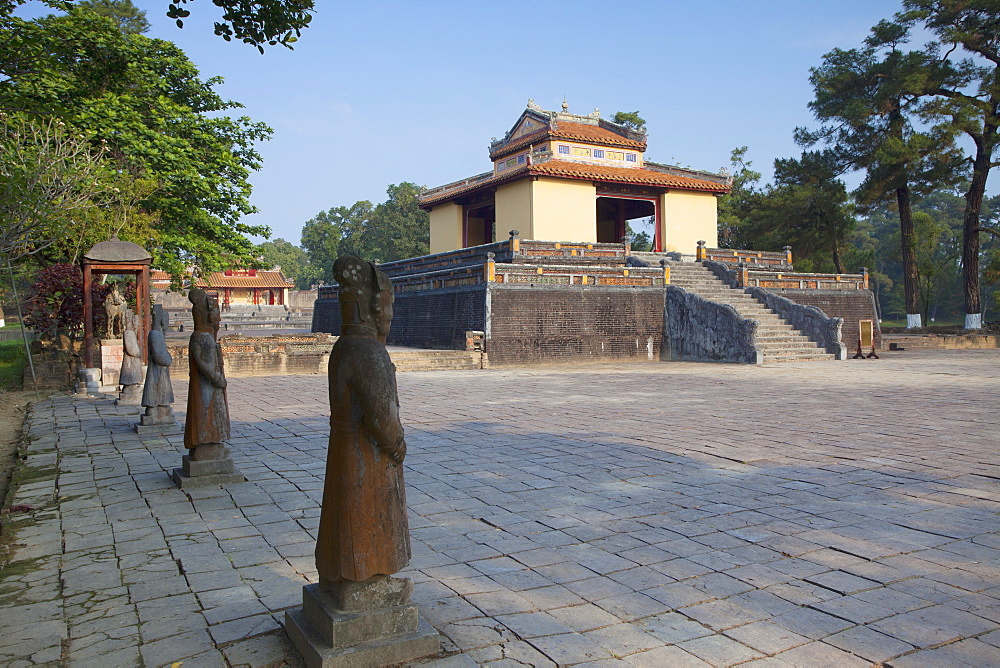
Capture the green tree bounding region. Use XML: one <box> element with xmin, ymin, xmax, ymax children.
<box><xmin>76</xmin><ymin>0</ymin><xmax>149</xmax><ymax>33</ymax></box>
<box><xmin>0</xmin><ymin>0</ymin><xmax>313</xmax><ymax>50</ymax></box>
<box><xmin>902</xmin><ymin>0</ymin><xmax>1000</xmax><ymax>328</ymax></box>
<box><xmin>612</xmin><ymin>110</ymin><xmax>646</xmax><ymax>132</ymax></box>
<box><xmin>0</xmin><ymin>112</ymin><xmax>109</xmax><ymax>263</ymax></box>
<box><xmin>300</xmin><ymin>201</ymin><xmax>374</xmax><ymax>284</ymax></box>
<box><xmin>368</xmin><ymin>182</ymin><xmax>430</xmax><ymax>262</ymax></box>
<box><xmin>0</xmin><ymin>11</ymin><xmax>273</xmax><ymax>277</ymax></box>
<box><xmin>798</xmin><ymin>19</ymin><xmax>963</xmax><ymax>328</ymax></box>
<box><xmin>257</xmin><ymin>237</ymin><xmax>321</xmax><ymax>289</ymax></box>
<box><xmin>744</xmin><ymin>151</ymin><xmax>856</xmax><ymax>273</ymax></box>
<box><xmin>716</xmin><ymin>146</ymin><xmax>762</xmax><ymax>249</ymax></box>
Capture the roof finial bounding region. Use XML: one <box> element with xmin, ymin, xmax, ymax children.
<box><xmin>562</xmin><ymin>98</ymin><xmax>569</xmax><ymax>112</ymax></box>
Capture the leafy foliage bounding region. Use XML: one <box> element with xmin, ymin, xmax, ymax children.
<box><xmin>300</xmin><ymin>183</ymin><xmax>430</xmax><ymax>283</ymax></box>
<box><xmin>0</xmin><ymin>113</ymin><xmax>110</xmax><ymax>263</ymax></box>
<box><xmin>612</xmin><ymin>110</ymin><xmax>646</xmax><ymax>132</ymax></box>
<box><xmin>717</xmin><ymin>147</ymin><xmax>762</xmax><ymax>249</ymax></box>
<box><xmin>22</xmin><ymin>263</ymin><xmax>137</xmax><ymax>340</ymax></box>
<box><xmin>0</xmin><ymin>0</ymin><xmax>313</xmax><ymax>50</ymax></box>
<box><xmin>257</xmin><ymin>237</ymin><xmax>321</xmax><ymax>289</ymax></box>
<box><xmin>0</xmin><ymin>11</ymin><xmax>272</xmax><ymax>277</ymax></box>
<box><xmin>76</xmin><ymin>0</ymin><xmax>149</xmax><ymax>33</ymax></box>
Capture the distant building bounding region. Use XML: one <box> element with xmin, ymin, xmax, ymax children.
<box><xmin>196</xmin><ymin>269</ymin><xmax>293</xmax><ymax>307</ymax></box>
<box><xmin>420</xmin><ymin>100</ymin><xmax>731</xmax><ymax>254</ymax></box>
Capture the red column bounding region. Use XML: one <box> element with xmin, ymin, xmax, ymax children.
<box><xmin>83</xmin><ymin>263</ymin><xmax>94</xmax><ymax>368</ymax></box>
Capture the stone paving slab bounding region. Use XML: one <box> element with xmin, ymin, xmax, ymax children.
<box><xmin>0</xmin><ymin>349</ymin><xmax>997</xmax><ymax>667</ymax></box>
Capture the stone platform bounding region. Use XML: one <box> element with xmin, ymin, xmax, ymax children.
<box><xmin>1</xmin><ymin>349</ymin><xmax>998</xmax><ymax>666</ymax></box>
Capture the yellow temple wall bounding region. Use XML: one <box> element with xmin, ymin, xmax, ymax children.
<box><xmin>429</xmin><ymin>202</ymin><xmax>464</xmax><ymax>254</ymax></box>
<box><xmin>661</xmin><ymin>190</ymin><xmax>718</xmax><ymax>253</ymax></box>
<box><xmin>495</xmin><ymin>179</ymin><xmax>534</xmax><ymax>239</ymax></box>
<box><xmin>531</xmin><ymin>177</ymin><xmax>597</xmax><ymax>242</ymax></box>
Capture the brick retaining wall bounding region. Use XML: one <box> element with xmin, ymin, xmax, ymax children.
<box><xmin>766</xmin><ymin>289</ymin><xmax>880</xmax><ymax>350</ymax></box>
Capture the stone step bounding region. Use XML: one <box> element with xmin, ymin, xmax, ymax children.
<box><xmin>762</xmin><ymin>352</ymin><xmax>836</xmax><ymax>362</ymax></box>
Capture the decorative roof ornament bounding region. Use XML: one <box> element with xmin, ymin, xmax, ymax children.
<box><xmin>590</xmin><ymin>108</ymin><xmax>600</xmax><ymax>118</ymax></box>
<box><xmin>561</xmin><ymin>98</ymin><xmax>569</xmax><ymax>112</ymax></box>
<box><xmin>527</xmin><ymin>98</ymin><xmax>542</xmax><ymax>111</ymax></box>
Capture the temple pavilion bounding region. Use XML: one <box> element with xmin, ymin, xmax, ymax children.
<box><xmin>419</xmin><ymin>100</ymin><xmax>732</xmax><ymax>254</ymax></box>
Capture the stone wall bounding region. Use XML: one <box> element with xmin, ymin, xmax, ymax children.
<box><xmin>486</xmin><ymin>284</ymin><xmax>663</xmax><ymax>364</ymax></box>
<box><xmin>313</xmin><ymin>285</ymin><xmax>487</xmax><ymax>350</ymax></box>
<box><xmin>168</xmin><ymin>333</ymin><xmax>335</xmax><ymax>377</ymax></box>
<box><xmin>765</xmin><ymin>289</ymin><xmax>880</xmax><ymax>351</ymax></box>
<box><xmin>664</xmin><ymin>286</ymin><xmax>761</xmax><ymax>364</ymax></box>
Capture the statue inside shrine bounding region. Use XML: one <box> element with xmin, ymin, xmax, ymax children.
<box><xmin>117</xmin><ymin>309</ymin><xmax>143</xmax><ymax>404</ymax></box>
<box><xmin>104</xmin><ymin>282</ymin><xmax>127</xmax><ymax>338</ymax></box>
<box><xmin>316</xmin><ymin>255</ymin><xmax>410</xmax><ymax>585</ymax></box>
<box><xmin>139</xmin><ymin>305</ymin><xmax>175</xmax><ymax>428</ymax></box>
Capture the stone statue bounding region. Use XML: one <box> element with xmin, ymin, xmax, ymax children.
<box><xmin>104</xmin><ymin>282</ymin><xmax>126</xmax><ymax>338</ymax></box>
<box><xmin>183</xmin><ymin>288</ymin><xmax>230</xmax><ymax>456</ymax></box>
<box><xmin>139</xmin><ymin>304</ymin><xmax>175</xmax><ymax>427</ymax></box>
<box><xmin>316</xmin><ymin>255</ymin><xmax>409</xmax><ymax>585</ymax></box>
<box><xmin>117</xmin><ymin>309</ymin><xmax>143</xmax><ymax>404</ymax></box>
<box><xmin>286</xmin><ymin>255</ymin><xmax>436</xmax><ymax>666</ymax></box>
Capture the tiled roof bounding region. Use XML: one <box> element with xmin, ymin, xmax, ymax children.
<box><xmin>420</xmin><ymin>159</ymin><xmax>729</xmax><ymax>208</ymax></box>
<box><xmin>196</xmin><ymin>271</ymin><xmax>292</xmax><ymax>289</ymax></box>
<box><xmin>530</xmin><ymin>161</ymin><xmax>730</xmax><ymax>192</ymax></box>
<box><xmin>490</xmin><ymin>121</ymin><xmax>646</xmax><ymax>159</ymax></box>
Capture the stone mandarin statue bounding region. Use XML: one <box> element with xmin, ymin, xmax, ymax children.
<box><xmin>140</xmin><ymin>304</ymin><xmax>175</xmax><ymax>426</ymax></box>
<box><xmin>183</xmin><ymin>288</ymin><xmax>230</xmax><ymax>458</ymax></box>
<box><xmin>117</xmin><ymin>309</ymin><xmax>143</xmax><ymax>404</ymax></box>
<box><xmin>286</xmin><ymin>256</ymin><xmax>438</xmax><ymax>665</ymax></box>
<box><xmin>316</xmin><ymin>255</ymin><xmax>410</xmax><ymax>585</ymax></box>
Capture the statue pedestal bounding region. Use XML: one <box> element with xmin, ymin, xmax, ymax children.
<box><xmin>285</xmin><ymin>579</ymin><xmax>439</xmax><ymax>668</ymax></box>
<box><xmin>136</xmin><ymin>406</ymin><xmax>179</xmax><ymax>434</ymax></box>
<box><xmin>171</xmin><ymin>446</ymin><xmax>244</xmax><ymax>488</ymax></box>
<box><xmin>117</xmin><ymin>383</ymin><xmax>143</xmax><ymax>405</ymax></box>
<box><xmin>100</xmin><ymin>339</ymin><xmax>123</xmax><ymax>388</ymax></box>
<box><xmin>76</xmin><ymin>368</ymin><xmax>102</xmax><ymax>397</ymax></box>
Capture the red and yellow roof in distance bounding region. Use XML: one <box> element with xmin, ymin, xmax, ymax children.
<box><xmin>421</xmin><ymin>100</ymin><xmax>730</xmax><ymax>209</ymax></box>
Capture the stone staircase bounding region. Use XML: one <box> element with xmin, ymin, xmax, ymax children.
<box><xmin>667</xmin><ymin>262</ymin><xmax>836</xmax><ymax>362</ymax></box>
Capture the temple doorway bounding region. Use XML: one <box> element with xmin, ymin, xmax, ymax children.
<box><xmin>596</xmin><ymin>196</ymin><xmax>657</xmax><ymax>249</ymax></box>
<box><xmin>464</xmin><ymin>202</ymin><xmax>496</xmax><ymax>247</ymax></box>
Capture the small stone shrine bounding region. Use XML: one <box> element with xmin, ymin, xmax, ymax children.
<box><xmin>137</xmin><ymin>304</ymin><xmax>177</xmax><ymax>433</ymax></box>
<box><xmin>285</xmin><ymin>256</ymin><xmax>439</xmax><ymax>667</ymax></box>
<box><xmin>116</xmin><ymin>309</ymin><xmax>143</xmax><ymax>404</ymax></box>
<box><xmin>173</xmin><ymin>289</ymin><xmax>244</xmax><ymax>488</ymax></box>
<box><xmin>80</xmin><ymin>236</ymin><xmax>152</xmax><ymax>387</ymax></box>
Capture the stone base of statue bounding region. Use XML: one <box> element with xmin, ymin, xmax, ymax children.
<box><xmin>76</xmin><ymin>368</ymin><xmax>103</xmax><ymax>397</ymax></box>
<box><xmin>136</xmin><ymin>406</ymin><xmax>179</xmax><ymax>434</ymax></box>
<box><xmin>100</xmin><ymin>339</ymin><xmax>124</xmax><ymax>388</ymax></box>
<box><xmin>285</xmin><ymin>577</ymin><xmax>439</xmax><ymax>668</ymax></box>
<box><xmin>171</xmin><ymin>443</ymin><xmax>244</xmax><ymax>488</ymax></box>
<box><xmin>116</xmin><ymin>383</ymin><xmax>143</xmax><ymax>405</ymax></box>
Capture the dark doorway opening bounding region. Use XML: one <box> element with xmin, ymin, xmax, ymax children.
<box><xmin>464</xmin><ymin>203</ymin><xmax>496</xmax><ymax>247</ymax></box>
<box><xmin>596</xmin><ymin>197</ymin><xmax>656</xmax><ymax>248</ymax></box>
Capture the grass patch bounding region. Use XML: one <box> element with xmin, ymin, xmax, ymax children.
<box><xmin>0</xmin><ymin>339</ymin><xmax>26</xmax><ymax>391</ymax></box>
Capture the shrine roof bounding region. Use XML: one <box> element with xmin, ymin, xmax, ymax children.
<box><xmin>490</xmin><ymin>121</ymin><xmax>646</xmax><ymax>160</ymax></box>
<box><xmin>83</xmin><ymin>236</ymin><xmax>151</xmax><ymax>263</ymax></box>
<box><xmin>419</xmin><ymin>158</ymin><xmax>730</xmax><ymax>208</ymax></box>
<box><xmin>195</xmin><ymin>271</ymin><xmax>292</xmax><ymax>289</ymax></box>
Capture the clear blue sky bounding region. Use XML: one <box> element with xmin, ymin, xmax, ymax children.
<box><xmin>23</xmin><ymin>1</ymin><xmax>946</xmax><ymax>244</ymax></box>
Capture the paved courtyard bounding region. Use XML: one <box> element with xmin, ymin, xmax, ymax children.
<box><xmin>1</xmin><ymin>349</ymin><xmax>998</xmax><ymax>667</ymax></box>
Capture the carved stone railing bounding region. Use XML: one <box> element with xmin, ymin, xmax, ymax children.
<box><xmin>376</xmin><ymin>241</ymin><xmax>510</xmax><ymax>279</ymax></box>
<box><xmin>699</xmin><ymin>244</ymin><xmax>792</xmax><ymax>268</ymax></box>
<box><xmin>515</xmin><ymin>240</ymin><xmax>628</xmax><ymax>262</ymax></box>
<box><xmin>702</xmin><ymin>260</ymin><xmax>868</xmax><ymax>291</ymax></box>
<box><xmin>492</xmin><ymin>262</ymin><xmax>666</xmax><ymax>287</ymax></box>
<box><xmin>741</xmin><ymin>270</ymin><xmax>868</xmax><ymax>290</ymax></box>
<box><xmin>664</xmin><ymin>286</ymin><xmax>761</xmax><ymax>364</ymax></box>
<box><xmin>746</xmin><ymin>287</ymin><xmax>847</xmax><ymax>359</ymax></box>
